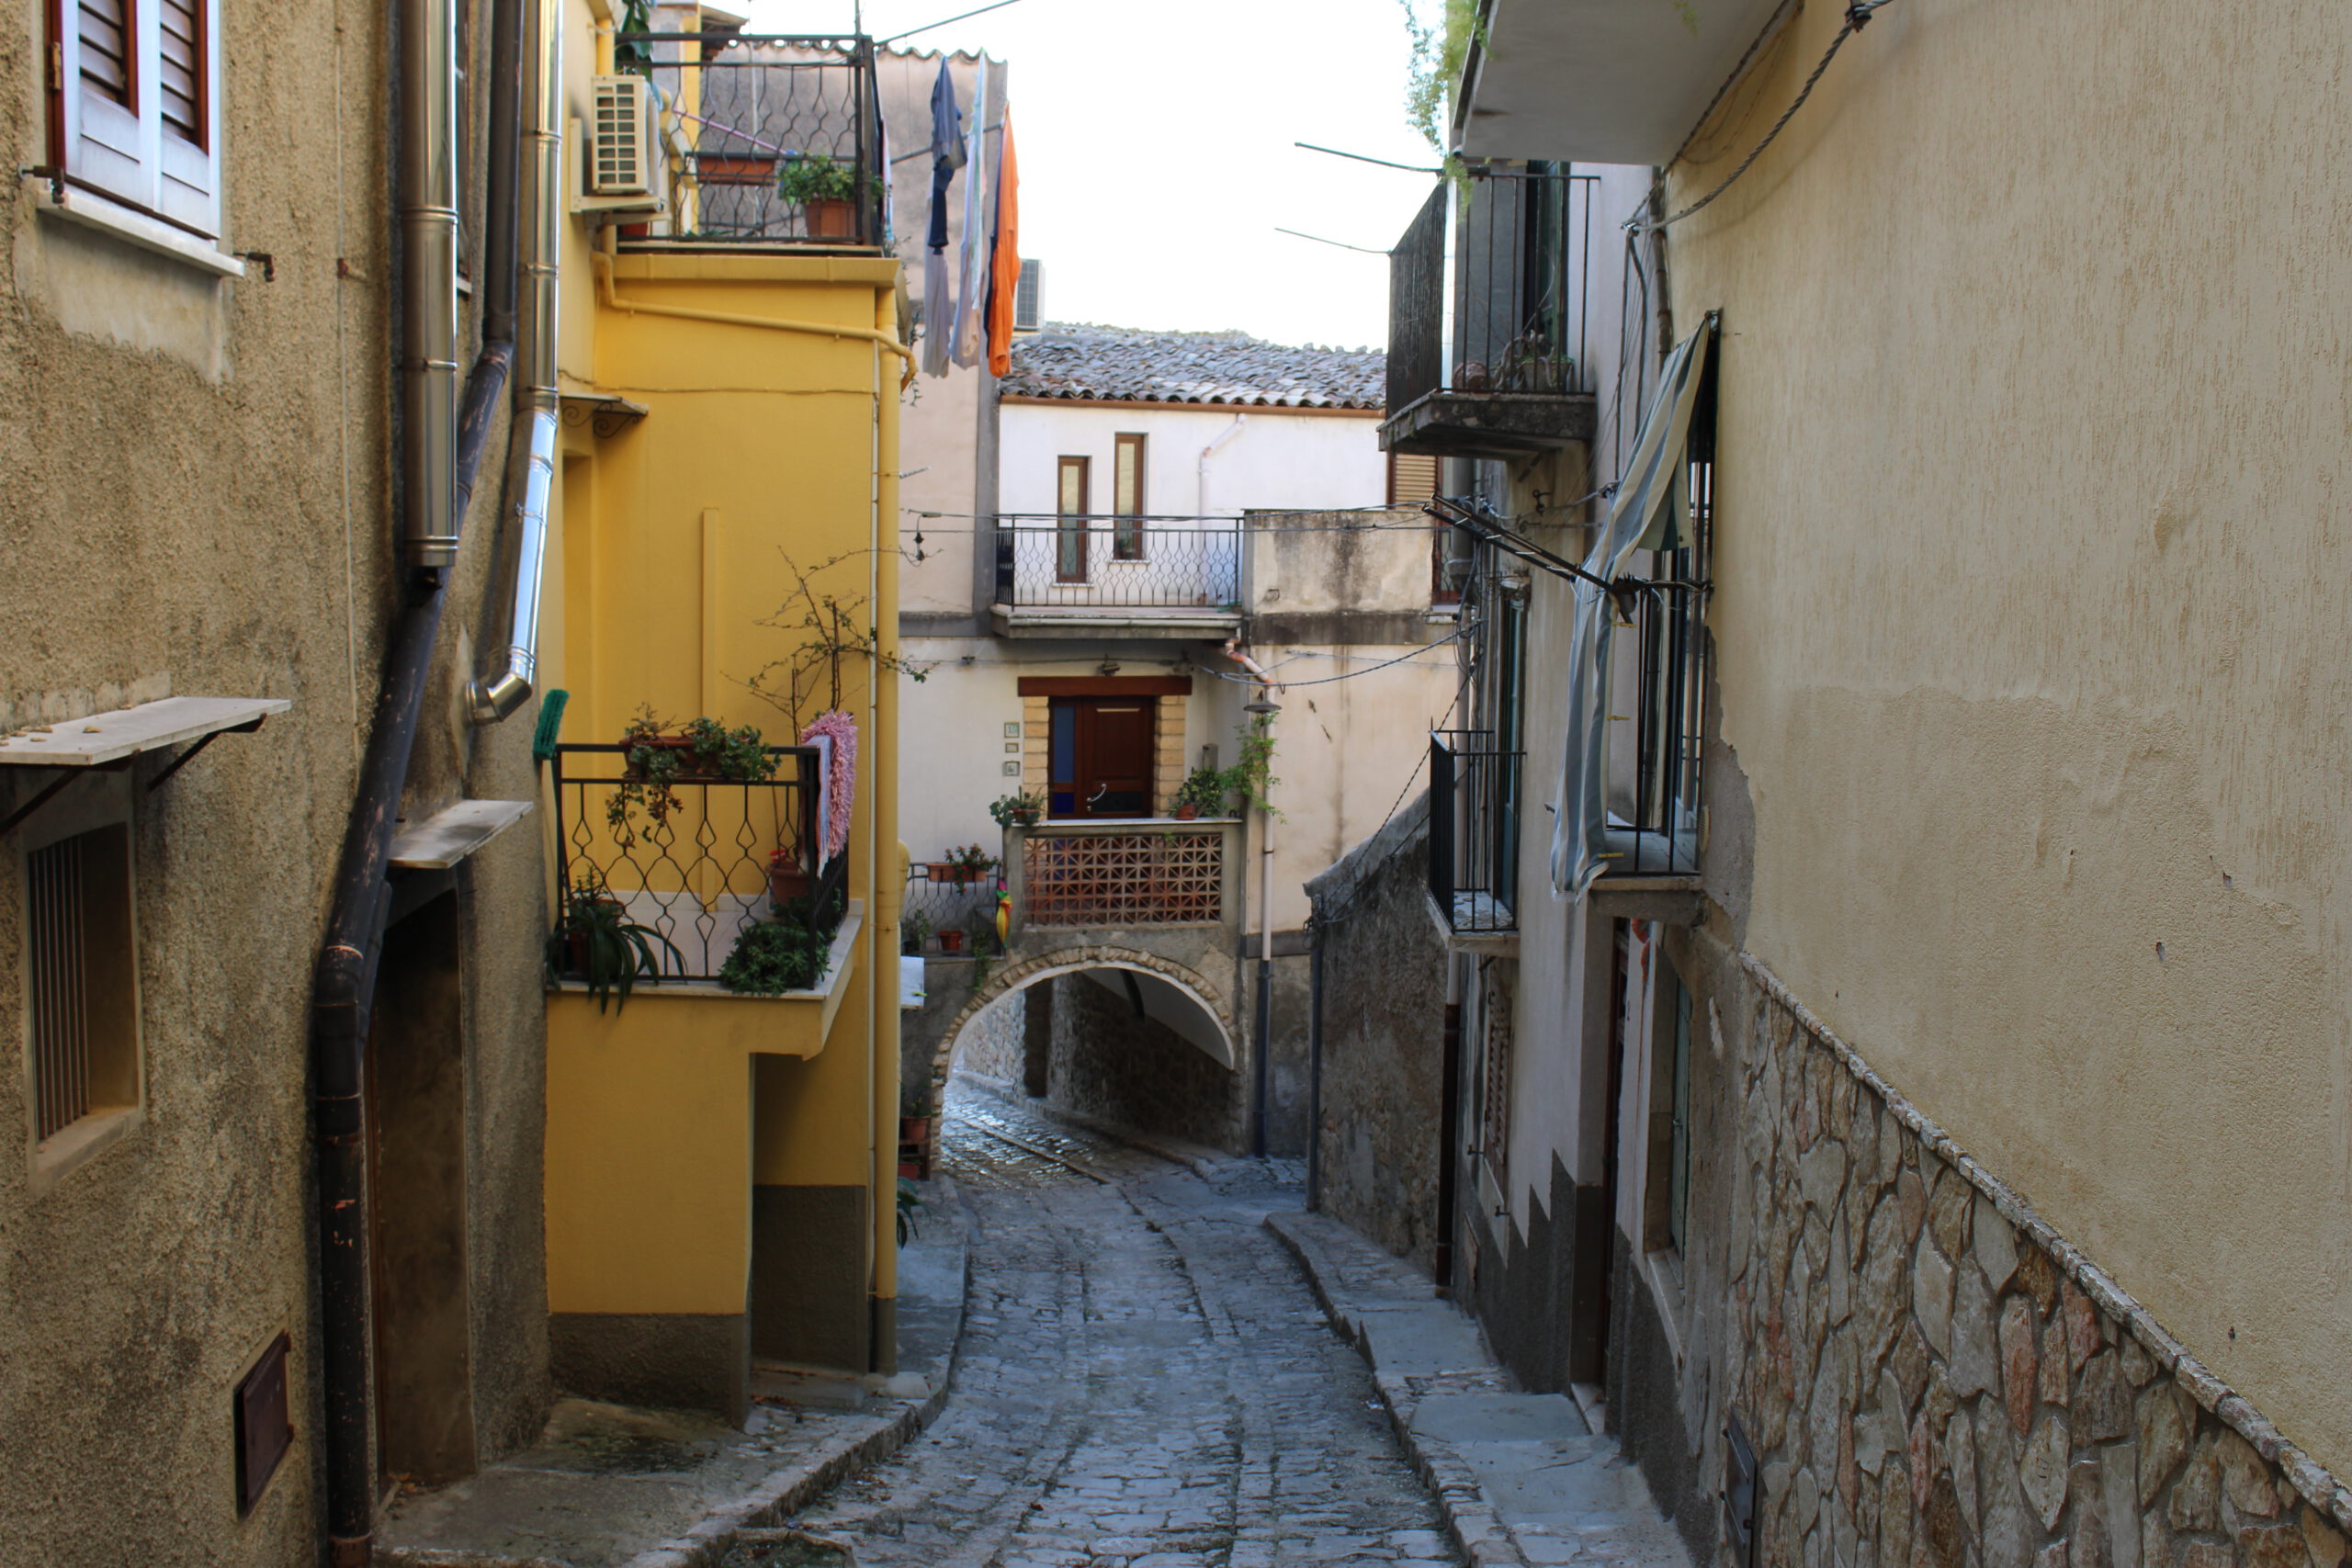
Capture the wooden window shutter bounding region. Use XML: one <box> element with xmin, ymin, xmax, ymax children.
<box><xmin>1387</xmin><ymin>450</ymin><xmax>1439</xmax><ymax>506</ymax></box>
<box><xmin>53</xmin><ymin>0</ymin><xmax>223</xmax><ymax>238</ymax></box>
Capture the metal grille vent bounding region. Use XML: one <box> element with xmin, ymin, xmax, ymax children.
<box><xmin>28</xmin><ymin>835</ymin><xmax>91</xmax><ymax>1144</ymax></box>
<box><xmin>591</xmin><ymin>75</ymin><xmax>650</xmax><ymax>196</ymax></box>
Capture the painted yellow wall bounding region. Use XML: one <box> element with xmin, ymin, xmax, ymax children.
<box><xmin>1666</xmin><ymin>0</ymin><xmax>2352</xmax><ymax>1476</ymax></box>
<box><xmin>543</xmin><ymin>239</ymin><xmax>906</xmax><ymax>1325</ymax></box>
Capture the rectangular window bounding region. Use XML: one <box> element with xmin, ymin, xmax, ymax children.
<box><xmin>1113</xmin><ymin>434</ymin><xmax>1146</xmax><ymax>561</ymax></box>
<box><xmin>51</xmin><ymin>0</ymin><xmax>224</xmax><ymax>237</ymax></box>
<box><xmin>25</xmin><ymin>816</ymin><xmax>141</xmax><ymax>1166</ymax></box>
<box><xmin>1056</xmin><ymin>455</ymin><xmax>1090</xmax><ymax>582</ymax></box>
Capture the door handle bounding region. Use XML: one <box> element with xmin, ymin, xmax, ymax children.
<box><xmin>1086</xmin><ymin>784</ymin><xmax>1108</xmax><ymax>807</ymax></box>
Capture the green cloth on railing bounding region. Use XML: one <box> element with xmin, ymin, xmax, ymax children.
<box><xmin>531</xmin><ymin>689</ymin><xmax>569</xmax><ymax>764</ymax></box>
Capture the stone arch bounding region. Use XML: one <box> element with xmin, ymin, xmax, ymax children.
<box><xmin>924</xmin><ymin>944</ymin><xmax>1240</xmax><ymax>1119</ymax></box>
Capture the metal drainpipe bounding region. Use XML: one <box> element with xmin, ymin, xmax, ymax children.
<box><xmin>312</xmin><ymin>0</ymin><xmax>521</xmax><ymax>1553</ymax></box>
<box><xmin>1223</xmin><ymin>637</ymin><xmax>1279</xmax><ymax>1158</ymax></box>
<box><xmin>470</xmin><ymin>0</ymin><xmax>564</xmax><ymax>722</ymax></box>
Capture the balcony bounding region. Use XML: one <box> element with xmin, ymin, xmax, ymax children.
<box><xmin>548</xmin><ymin>742</ymin><xmax>849</xmax><ymax>985</ymax></box>
<box><xmin>1598</xmin><ymin>580</ymin><xmax>1704</xmax><ymax>888</ymax></box>
<box><xmin>624</xmin><ymin>33</ymin><xmax>887</xmax><ymax>249</ymax></box>
<box><xmin>991</xmin><ymin>522</ymin><xmax>1245</xmax><ymax>639</ymax></box>
<box><xmin>1003</xmin><ymin>820</ymin><xmax>1240</xmax><ymax>934</ymax></box>
<box><xmin>1428</xmin><ymin>730</ymin><xmax>1522</xmax><ymax>948</ymax></box>
<box><xmin>1383</xmin><ymin>168</ymin><xmax>1600</xmax><ymax>460</ymax></box>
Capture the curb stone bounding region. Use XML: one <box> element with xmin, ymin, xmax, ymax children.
<box><xmin>1262</xmin><ymin>1211</ymin><xmax>1533</xmax><ymax>1568</ymax></box>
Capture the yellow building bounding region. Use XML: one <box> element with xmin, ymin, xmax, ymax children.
<box><xmin>534</xmin><ymin>3</ymin><xmax>907</xmax><ymax>1417</ymax></box>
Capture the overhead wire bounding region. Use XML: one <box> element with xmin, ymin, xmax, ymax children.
<box><xmin>1630</xmin><ymin>1</ymin><xmax>1897</xmax><ymax>235</ymax></box>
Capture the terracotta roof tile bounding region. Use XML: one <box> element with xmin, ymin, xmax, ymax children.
<box><xmin>1001</xmin><ymin>322</ymin><xmax>1384</xmax><ymax>411</ymax></box>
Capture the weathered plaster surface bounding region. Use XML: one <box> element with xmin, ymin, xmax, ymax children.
<box><xmin>1668</xmin><ymin>0</ymin><xmax>2352</xmax><ymax>1479</ymax></box>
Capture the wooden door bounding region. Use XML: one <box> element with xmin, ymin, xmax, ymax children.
<box><xmin>1047</xmin><ymin>699</ymin><xmax>1156</xmax><ymax>818</ymax></box>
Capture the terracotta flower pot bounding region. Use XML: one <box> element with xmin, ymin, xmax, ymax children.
<box><xmin>938</xmin><ymin>929</ymin><xmax>966</xmax><ymax>953</ymax></box>
<box><xmin>804</xmin><ymin>198</ymin><xmax>854</xmax><ymax>240</ymax></box>
<box><xmin>926</xmin><ymin>862</ymin><xmax>955</xmax><ymax>882</ymax></box>
<box><xmin>768</xmin><ymin>862</ymin><xmax>813</xmax><ymax>906</ymax></box>
<box><xmin>1173</xmin><ymin>802</ymin><xmax>1200</xmax><ymax>820</ymax></box>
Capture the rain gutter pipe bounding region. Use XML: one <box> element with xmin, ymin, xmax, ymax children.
<box><xmin>313</xmin><ymin>0</ymin><xmax>522</xmax><ymax>1553</ymax></box>
<box><xmin>1197</xmin><ymin>412</ymin><xmax>1246</xmax><ymax>516</ymax></box>
<box><xmin>471</xmin><ymin>0</ymin><xmax>564</xmax><ymax>721</ymax></box>
<box><xmin>1224</xmin><ymin>637</ymin><xmax>1279</xmax><ymax>1158</ymax></box>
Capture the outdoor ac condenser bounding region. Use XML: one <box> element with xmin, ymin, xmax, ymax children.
<box><xmin>576</xmin><ymin>75</ymin><xmax>667</xmax><ymax>217</ymax></box>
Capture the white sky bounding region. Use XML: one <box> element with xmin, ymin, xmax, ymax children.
<box><xmin>739</xmin><ymin>0</ymin><xmax>1441</xmax><ymax>349</ymax></box>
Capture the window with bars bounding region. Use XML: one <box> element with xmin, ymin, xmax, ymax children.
<box><xmin>24</xmin><ymin>818</ymin><xmax>141</xmax><ymax>1163</ymax></box>
<box><xmin>51</xmin><ymin>0</ymin><xmax>224</xmax><ymax>237</ymax></box>
<box><xmin>1113</xmin><ymin>434</ymin><xmax>1146</xmax><ymax>561</ymax></box>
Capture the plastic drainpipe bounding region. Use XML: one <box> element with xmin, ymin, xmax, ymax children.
<box><xmin>1197</xmin><ymin>412</ymin><xmax>1247</xmax><ymax>516</ymax></box>
<box><xmin>1222</xmin><ymin>636</ymin><xmax>1279</xmax><ymax>1156</ymax></box>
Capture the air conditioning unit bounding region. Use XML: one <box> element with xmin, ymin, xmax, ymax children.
<box><xmin>1013</xmin><ymin>258</ymin><xmax>1043</xmax><ymax>332</ymax></box>
<box><xmin>575</xmin><ymin>74</ymin><xmax>667</xmax><ymax>217</ymax></box>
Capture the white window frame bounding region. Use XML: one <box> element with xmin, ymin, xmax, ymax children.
<box><xmin>50</xmin><ymin>0</ymin><xmax>225</xmax><ymax>243</ymax></box>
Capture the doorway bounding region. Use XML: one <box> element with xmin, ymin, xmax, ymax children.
<box><xmin>1047</xmin><ymin>697</ymin><xmax>1156</xmax><ymax>818</ymax></box>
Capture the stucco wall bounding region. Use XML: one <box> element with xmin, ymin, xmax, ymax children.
<box><xmin>1660</xmin><ymin>0</ymin><xmax>2352</xmax><ymax>1480</ymax></box>
<box><xmin>1000</xmin><ymin>403</ymin><xmax>1385</xmax><ymax>519</ymax></box>
<box><xmin>0</xmin><ymin>0</ymin><xmax>549</xmax><ymax>1554</ymax></box>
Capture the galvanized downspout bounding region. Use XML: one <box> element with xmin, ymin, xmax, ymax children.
<box><xmin>312</xmin><ymin>0</ymin><xmax>521</xmax><ymax>1554</ymax></box>
<box><xmin>470</xmin><ymin>0</ymin><xmax>563</xmax><ymax>722</ymax></box>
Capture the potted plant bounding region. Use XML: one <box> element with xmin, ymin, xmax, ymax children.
<box><xmin>768</xmin><ymin>846</ymin><xmax>813</xmax><ymax>908</ymax></box>
<box><xmin>718</xmin><ymin>911</ymin><xmax>832</xmax><ymax>994</ymax></box>
<box><xmin>610</xmin><ymin>707</ymin><xmax>779</xmax><ymax>832</ymax></box>
<box><xmin>944</xmin><ymin>843</ymin><xmax>996</xmax><ymax>886</ymax></box>
<box><xmin>989</xmin><ymin>790</ymin><xmax>1044</xmax><ymax>829</ymax></box>
<box><xmin>547</xmin><ymin>877</ymin><xmax>683</xmax><ymax>1013</ymax></box>
<box><xmin>1172</xmin><ymin>764</ymin><xmax>1227</xmax><ymax>820</ymax></box>
<box><xmin>775</xmin><ymin>153</ymin><xmax>865</xmax><ymax>240</ymax></box>
<box><xmin>937</xmin><ymin>926</ymin><xmax>967</xmax><ymax>954</ymax></box>
<box><xmin>899</xmin><ymin>908</ymin><xmax>933</xmax><ymax>956</ymax></box>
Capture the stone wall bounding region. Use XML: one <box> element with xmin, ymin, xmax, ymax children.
<box><xmin>1304</xmin><ymin>797</ymin><xmax>1446</xmax><ymax>1272</ymax></box>
<box><xmin>1685</xmin><ymin>955</ymin><xmax>2352</xmax><ymax>1568</ymax></box>
<box><xmin>1044</xmin><ymin>973</ymin><xmax>1246</xmax><ymax>1152</ymax></box>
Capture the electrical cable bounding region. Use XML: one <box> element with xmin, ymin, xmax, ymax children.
<box><xmin>1630</xmin><ymin>1</ymin><xmax>1895</xmax><ymax>236</ymax></box>
<box><xmin>1197</xmin><ymin>630</ymin><xmax>1462</xmax><ymax>690</ymax></box>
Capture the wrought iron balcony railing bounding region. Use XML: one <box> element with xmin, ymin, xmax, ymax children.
<box><xmin>1003</xmin><ymin>820</ymin><xmax>1239</xmax><ymax>931</ymax></box>
<box><xmin>993</xmin><ymin>521</ymin><xmax>1244</xmax><ymax>618</ymax></box>
<box><xmin>1605</xmin><ymin>579</ymin><xmax>1704</xmax><ymax>878</ymax></box>
<box><xmin>625</xmin><ymin>32</ymin><xmax>886</xmax><ymax>247</ymax></box>
<box><xmin>1429</xmin><ymin>729</ymin><xmax>1522</xmax><ymax>935</ymax></box>
<box><xmin>549</xmin><ymin>741</ymin><xmax>848</xmax><ymax>983</ymax></box>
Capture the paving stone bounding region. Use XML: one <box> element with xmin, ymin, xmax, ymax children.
<box><xmin>786</xmin><ymin>1091</ymin><xmax>1462</xmax><ymax>1566</ymax></box>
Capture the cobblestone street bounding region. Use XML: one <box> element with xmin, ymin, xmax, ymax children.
<box><xmin>786</xmin><ymin>1090</ymin><xmax>1464</xmax><ymax>1568</ymax></box>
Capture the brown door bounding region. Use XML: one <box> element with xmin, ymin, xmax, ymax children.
<box><xmin>1047</xmin><ymin>698</ymin><xmax>1156</xmax><ymax>818</ymax></box>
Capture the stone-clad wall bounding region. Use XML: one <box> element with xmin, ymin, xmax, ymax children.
<box><xmin>1724</xmin><ymin>960</ymin><xmax>2352</xmax><ymax>1568</ymax></box>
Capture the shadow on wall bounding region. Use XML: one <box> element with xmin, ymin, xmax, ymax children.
<box><xmin>943</xmin><ymin>970</ymin><xmax>1245</xmax><ymax>1154</ymax></box>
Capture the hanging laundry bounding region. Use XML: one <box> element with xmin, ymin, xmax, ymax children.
<box><xmin>950</xmin><ymin>56</ymin><xmax>992</xmax><ymax>369</ymax></box>
<box><xmin>921</xmin><ymin>59</ymin><xmax>965</xmax><ymax>378</ymax></box>
<box><xmin>985</xmin><ymin>108</ymin><xmax>1020</xmax><ymax>377</ymax></box>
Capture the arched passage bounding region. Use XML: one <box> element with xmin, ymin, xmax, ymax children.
<box><xmin>915</xmin><ymin>944</ymin><xmax>1247</xmax><ymax>1153</ymax></box>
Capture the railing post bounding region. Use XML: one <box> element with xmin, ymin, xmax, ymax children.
<box><xmin>1002</xmin><ymin>826</ymin><xmax>1028</xmax><ymax>941</ymax></box>
<box><xmin>1428</xmin><ymin>736</ymin><xmax>1454</xmax><ymax>930</ymax></box>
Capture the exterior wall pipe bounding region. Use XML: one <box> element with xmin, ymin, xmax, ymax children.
<box><xmin>470</xmin><ymin>0</ymin><xmax>564</xmax><ymax>722</ymax></box>
<box><xmin>401</xmin><ymin>0</ymin><xmax>461</xmax><ymax>569</ymax></box>
<box><xmin>313</xmin><ymin>0</ymin><xmax>522</xmax><ymax>1554</ymax></box>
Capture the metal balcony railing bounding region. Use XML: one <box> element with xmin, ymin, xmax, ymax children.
<box><xmin>549</xmin><ymin>741</ymin><xmax>847</xmax><ymax>981</ymax></box>
<box><xmin>626</xmin><ymin>33</ymin><xmax>886</xmax><ymax>247</ymax></box>
<box><xmin>1429</xmin><ymin>730</ymin><xmax>1522</xmax><ymax>935</ymax></box>
<box><xmin>1004</xmin><ymin>821</ymin><xmax>1238</xmax><ymax>931</ymax></box>
<box><xmin>993</xmin><ymin>521</ymin><xmax>1244</xmax><ymax>615</ymax></box>
<box><xmin>1606</xmin><ymin>578</ymin><xmax>1705</xmax><ymax>878</ymax></box>
<box><xmin>1388</xmin><ymin>164</ymin><xmax>1599</xmax><ymax>414</ymax></box>
<box><xmin>899</xmin><ymin>863</ymin><xmax>1002</xmax><ymax>957</ymax></box>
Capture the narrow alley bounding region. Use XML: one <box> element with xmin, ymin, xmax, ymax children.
<box><xmin>786</xmin><ymin>1090</ymin><xmax>1462</xmax><ymax>1568</ymax></box>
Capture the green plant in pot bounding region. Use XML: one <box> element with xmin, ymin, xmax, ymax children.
<box><xmin>1172</xmin><ymin>764</ymin><xmax>1227</xmax><ymax>819</ymax></box>
<box><xmin>944</xmin><ymin>842</ymin><xmax>997</xmax><ymax>886</ymax></box>
<box><xmin>899</xmin><ymin>908</ymin><xmax>933</xmax><ymax>956</ymax></box>
<box><xmin>989</xmin><ymin>790</ymin><xmax>1044</xmax><ymax>829</ymax></box>
<box><xmin>609</xmin><ymin>706</ymin><xmax>779</xmax><ymax>835</ymax></box>
<box><xmin>548</xmin><ymin>876</ymin><xmax>683</xmax><ymax>1013</ymax></box>
<box><xmin>775</xmin><ymin>153</ymin><xmax>871</xmax><ymax>240</ymax></box>
<box><xmin>719</xmin><ymin>909</ymin><xmax>833</xmax><ymax>995</ymax></box>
